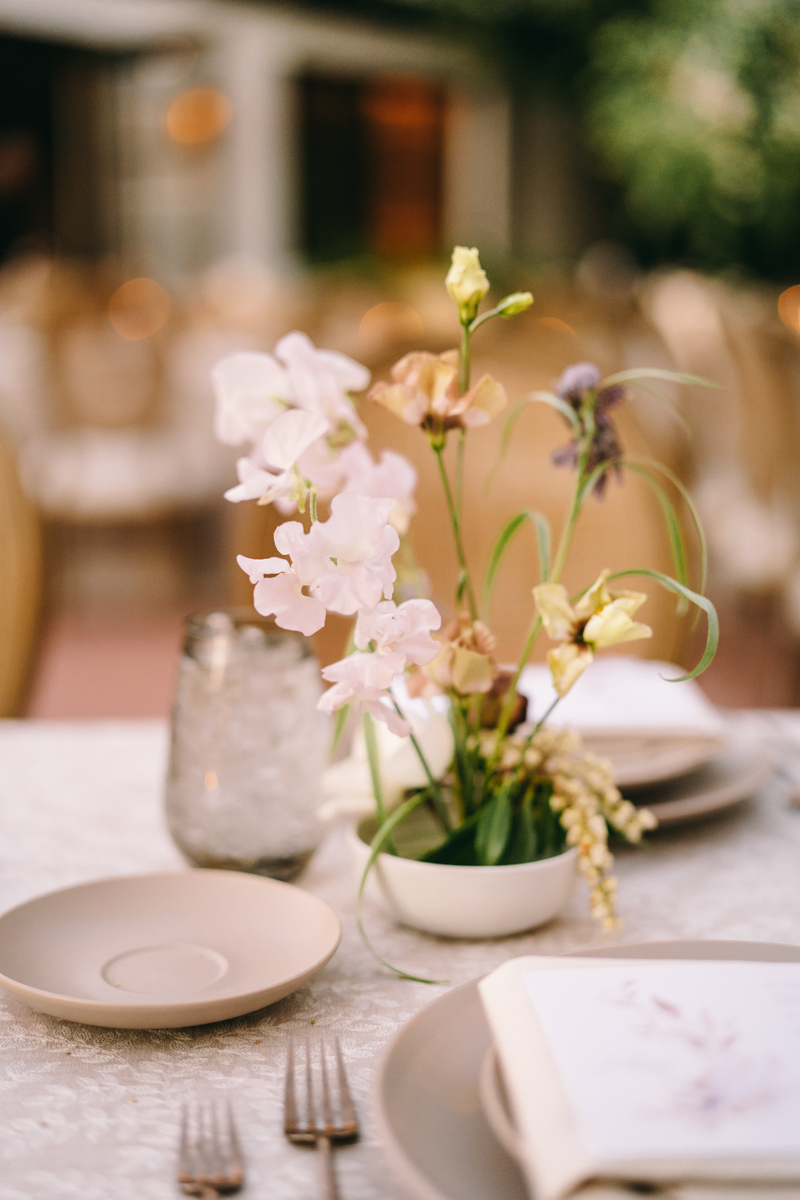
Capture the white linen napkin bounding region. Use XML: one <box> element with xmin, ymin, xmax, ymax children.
<box><xmin>479</xmin><ymin>955</ymin><xmax>800</xmax><ymax>1200</ymax></box>
<box><xmin>517</xmin><ymin>656</ymin><xmax>727</xmax><ymax>737</ymax></box>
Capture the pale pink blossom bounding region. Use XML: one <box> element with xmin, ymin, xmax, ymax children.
<box><xmin>337</xmin><ymin>441</ymin><xmax>417</xmax><ymax>533</ymax></box>
<box><xmin>235</xmin><ymin>555</ymin><xmax>326</xmax><ymax>636</ymax></box>
<box><xmin>354</xmin><ymin>599</ymin><xmax>441</xmax><ymax>664</ymax></box>
<box><xmin>224</xmin><ymin>410</ymin><xmax>330</xmax><ymax>505</ymax></box>
<box><xmin>212</xmin><ymin>352</ymin><xmax>290</xmax><ymax>445</ymax></box>
<box><xmin>308</xmin><ymin>492</ymin><xmax>399</xmax><ymax>615</ymax></box>
<box><xmin>213</xmin><ymin>335</ymin><xmax>370</xmax><ymax>463</ymax></box>
<box><xmin>296</xmin><ymin>437</ymin><xmax>348</xmax><ymax>495</ymax></box>
<box><xmin>318</xmin><ymin>653</ymin><xmax>411</xmax><ymax>736</ymax></box>
<box><xmin>236</xmin><ymin>492</ymin><xmax>399</xmax><ymax>632</ymax></box>
<box><xmin>275</xmin><ymin>332</ymin><xmax>369</xmax><ymax>436</ymax></box>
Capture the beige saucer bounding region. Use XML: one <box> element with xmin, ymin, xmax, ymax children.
<box><xmin>0</xmin><ymin>870</ymin><xmax>341</xmax><ymax>1029</ymax></box>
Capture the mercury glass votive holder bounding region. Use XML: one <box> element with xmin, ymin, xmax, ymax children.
<box><xmin>165</xmin><ymin>609</ymin><xmax>328</xmax><ymax>881</ymax></box>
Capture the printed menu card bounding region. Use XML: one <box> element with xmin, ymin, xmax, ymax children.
<box><xmin>479</xmin><ymin>956</ymin><xmax>800</xmax><ymax>1200</ymax></box>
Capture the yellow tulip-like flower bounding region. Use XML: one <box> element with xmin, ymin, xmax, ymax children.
<box><xmin>445</xmin><ymin>246</ymin><xmax>490</xmax><ymax>323</ymax></box>
<box><xmin>533</xmin><ymin>570</ymin><xmax>652</xmax><ymax>696</ymax></box>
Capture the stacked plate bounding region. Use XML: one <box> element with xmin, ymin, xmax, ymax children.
<box><xmin>580</xmin><ymin>729</ymin><xmax>771</xmax><ymax>826</ymax></box>
<box><xmin>374</xmin><ymin>941</ymin><xmax>800</xmax><ymax>1200</ymax></box>
<box><xmin>518</xmin><ymin>657</ymin><xmax>773</xmax><ymax>827</ymax></box>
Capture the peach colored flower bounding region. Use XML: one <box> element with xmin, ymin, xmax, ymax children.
<box><xmin>369</xmin><ymin>350</ymin><xmax>506</xmax><ymax>435</ymax></box>
<box><xmin>408</xmin><ymin>616</ymin><xmax>499</xmax><ymax>697</ymax></box>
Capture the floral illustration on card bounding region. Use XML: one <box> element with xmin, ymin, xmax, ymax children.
<box><xmin>605</xmin><ymin>978</ymin><xmax>780</xmax><ymax>1126</ymax></box>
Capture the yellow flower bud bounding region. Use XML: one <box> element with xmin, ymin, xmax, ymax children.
<box><xmin>445</xmin><ymin>246</ymin><xmax>490</xmax><ymax>322</ymax></box>
<box><xmin>497</xmin><ymin>291</ymin><xmax>533</xmax><ymax>317</ymax></box>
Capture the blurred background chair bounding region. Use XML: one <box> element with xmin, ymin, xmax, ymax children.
<box><xmin>0</xmin><ymin>425</ymin><xmax>40</xmax><ymax>715</ymax></box>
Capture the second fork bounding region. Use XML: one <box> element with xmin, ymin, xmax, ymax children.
<box><xmin>284</xmin><ymin>1036</ymin><xmax>359</xmax><ymax>1200</ymax></box>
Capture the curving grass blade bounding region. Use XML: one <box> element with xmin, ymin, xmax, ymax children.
<box><xmin>606</xmin><ymin>568</ymin><xmax>718</xmax><ymax>680</ymax></box>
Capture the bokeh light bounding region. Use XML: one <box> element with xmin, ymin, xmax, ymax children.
<box><xmin>108</xmin><ymin>278</ymin><xmax>171</xmax><ymax>341</ymax></box>
<box><xmin>358</xmin><ymin>302</ymin><xmax>424</xmax><ymax>350</ymax></box>
<box><xmin>778</xmin><ymin>286</ymin><xmax>800</xmax><ymax>335</ymax></box>
<box><xmin>165</xmin><ymin>87</ymin><xmax>232</xmax><ymax>145</ymax></box>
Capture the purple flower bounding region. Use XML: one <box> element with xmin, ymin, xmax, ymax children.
<box><xmin>556</xmin><ymin>362</ymin><xmax>601</xmax><ymax>402</ymax></box>
<box><xmin>552</xmin><ymin>361</ymin><xmax>625</xmax><ymax>497</ymax></box>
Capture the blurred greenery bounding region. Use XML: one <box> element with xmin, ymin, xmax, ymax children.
<box><xmin>269</xmin><ymin>0</ymin><xmax>800</xmax><ymax>281</ymax></box>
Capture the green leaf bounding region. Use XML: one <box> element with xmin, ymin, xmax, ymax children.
<box><xmin>476</xmin><ymin>787</ymin><xmax>514</xmax><ymax>866</ymax></box>
<box><xmin>482</xmin><ymin>509</ymin><xmax>551</xmax><ymax>617</ymax></box>
<box><xmin>356</xmin><ymin>792</ymin><xmax>447</xmax><ymax>984</ymax></box>
<box><xmin>420</xmin><ymin>815</ymin><xmax>480</xmax><ymax>864</ymax></box>
<box><xmin>527</xmin><ymin>389</ymin><xmax>581</xmax><ymax>430</ymax></box>
<box><xmin>503</xmin><ymin>798</ymin><xmax>537</xmax><ymax>864</ymax></box>
<box><xmin>598</xmin><ymin>367</ymin><xmax>723</xmax><ymax>391</ymax></box>
<box><xmin>328</xmin><ymin>702</ymin><xmax>351</xmax><ymax>762</ymax></box>
<box><xmin>606</xmin><ymin>569</ymin><xmax>719</xmax><ymax>681</ymax></box>
<box><xmin>487</xmin><ymin>391</ymin><xmax>578</xmax><ymax>495</ymax></box>
<box><xmin>623</xmin><ymin>378</ymin><xmax>692</xmax><ymax>437</ymax></box>
<box><xmin>456</xmin><ymin>568</ymin><xmax>468</xmax><ymax>603</ymax></box>
<box><xmin>622</xmin><ymin>463</ymin><xmax>689</xmax><ymax>611</ymax></box>
<box><xmin>626</xmin><ymin>455</ymin><xmax>709</xmax><ymax>600</ymax></box>
<box><xmin>486</xmin><ymin>398</ymin><xmax>531</xmax><ymax>494</ymax></box>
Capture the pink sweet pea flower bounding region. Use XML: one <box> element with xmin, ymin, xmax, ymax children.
<box><xmin>236</xmin><ymin>555</ymin><xmax>327</xmax><ymax>636</ymax></box>
<box><xmin>236</xmin><ymin>492</ymin><xmax>399</xmax><ymax>632</ymax></box>
<box><xmin>224</xmin><ymin>409</ymin><xmax>330</xmax><ymax>505</ymax></box>
<box><xmin>318</xmin><ymin>653</ymin><xmax>411</xmax><ymax>736</ymax></box>
<box><xmin>275</xmin><ymin>331</ymin><xmax>369</xmax><ymax>436</ymax></box>
<box><xmin>354</xmin><ymin>599</ymin><xmax>441</xmax><ymax>665</ymax></box>
<box><xmin>337</xmin><ymin>441</ymin><xmax>417</xmax><ymax>533</ymax></box>
<box><xmin>308</xmin><ymin>493</ymin><xmax>399</xmax><ymax>615</ymax></box>
<box><xmin>212</xmin><ymin>352</ymin><xmax>291</xmax><ymax>446</ymax></box>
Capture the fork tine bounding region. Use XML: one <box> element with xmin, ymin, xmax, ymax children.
<box><xmin>333</xmin><ymin>1038</ymin><xmax>357</xmax><ymax>1127</ymax></box>
<box><xmin>178</xmin><ymin>1103</ymin><xmax>192</xmax><ymax>1181</ymax></box>
<box><xmin>226</xmin><ymin>1100</ymin><xmax>244</xmax><ymax>1179</ymax></box>
<box><xmin>197</xmin><ymin>1105</ymin><xmax>210</xmax><ymax>1183</ymax></box>
<box><xmin>209</xmin><ymin>1103</ymin><xmax>223</xmax><ymax>1182</ymax></box>
<box><xmin>177</xmin><ymin>1100</ymin><xmax>243</xmax><ymax>1197</ymax></box>
<box><xmin>305</xmin><ymin>1036</ymin><xmax>315</xmax><ymax>1132</ymax></box>
<box><xmin>284</xmin><ymin>1038</ymin><xmax>299</xmax><ymax>1132</ymax></box>
<box><xmin>320</xmin><ymin>1040</ymin><xmax>334</xmax><ymax>1134</ymax></box>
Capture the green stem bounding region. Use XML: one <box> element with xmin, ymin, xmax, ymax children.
<box><xmin>434</xmin><ymin>444</ymin><xmax>478</xmax><ymax>621</ymax></box>
<box><xmin>455</xmin><ymin>429</ymin><xmax>466</xmax><ymax>521</ymax></box>
<box><xmin>533</xmin><ymin>694</ymin><xmax>561</xmax><ymax>735</ymax></box>
<box><xmin>491</xmin><ymin>440</ymin><xmax>591</xmax><ymax>758</ymax></box>
<box><xmin>309</xmin><ymin>486</ymin><xmax>318</xmax><ymax>523</ymax></box>
<box><xmin>458</xmin><ymin>320</ymin><xmax>471</xmax><ymax>394</ymax></box>
<box><xmin>549</xmin><ymin>441</ymin><xmax>590</xmax><ymax>584</ymax></box>
<box><xmin>356</xmin><ymin>791</ymin><xmax>448</xmax><ymax>984</ymax></box>
<box><xmin>362</xmin><ymin>712</ymin><xmax>387</xmax><ymax>830</ymax></box>
<box><xmin>392</xmin><ymin>699</ymin><xmax>453</xmax><ymax>833</ymax></box>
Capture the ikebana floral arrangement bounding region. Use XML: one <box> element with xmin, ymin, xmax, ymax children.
<box><xmin>212</xmin><ymin>247</ymin><xmax>718</xmax><ymax>958</ymax></box>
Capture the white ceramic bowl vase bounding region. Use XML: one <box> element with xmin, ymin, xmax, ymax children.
<box><xmin>347</xmin><ymin>822</ymin><xmax>578</xmax><ymax>939</ymax></box>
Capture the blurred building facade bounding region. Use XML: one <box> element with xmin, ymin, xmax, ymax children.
<box><xmin>0</xmin><ymin>0</ymin><xmax>518</xmax><ymax>280</ymax></box>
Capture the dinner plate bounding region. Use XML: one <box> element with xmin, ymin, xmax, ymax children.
<box><xmin>374</xmin><ymin>940</ymin><xmax>800</xmax><ymax>1200</ymax></box>
<box><xmin>0</xmin><ymin>870</ymin><xmax>341</xmax><ymax>1028</ymax></box>
<box><xmin>632</xmin><ymin>740</ymin><xmax>772</xmax><ymax>826</ymax></box>
<box><xmin>580</xmin><ymin>730</ymin><xmax>730</xmax><ymax>788</ymax></box>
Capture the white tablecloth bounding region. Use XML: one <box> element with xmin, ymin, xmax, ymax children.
<box><xmin>1</xmin><ymin>715</ymin><xmax>800</xmax><ymax>1199</ymax></box>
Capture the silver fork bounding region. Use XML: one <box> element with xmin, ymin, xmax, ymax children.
<box><xmin>177</xmin><ymin>1101</ymin><xmax>244</xmax><ymax>1198</ymax></box>
<box><xmin>284</xmin><ymin>1036</ymin><xmax>360</xmax><ymax>1200</ymax></box>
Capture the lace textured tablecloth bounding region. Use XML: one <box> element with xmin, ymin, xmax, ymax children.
<box><xmin>2</xmin><ymin>713</ymin><xmax>800</xmax><ymax>1200</ymax></box>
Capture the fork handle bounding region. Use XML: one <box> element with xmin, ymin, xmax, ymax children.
<box><xmin>317</xmin><ymin>1134</ymin><xmax>342</xmax><ymax>1200</ymax></box>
